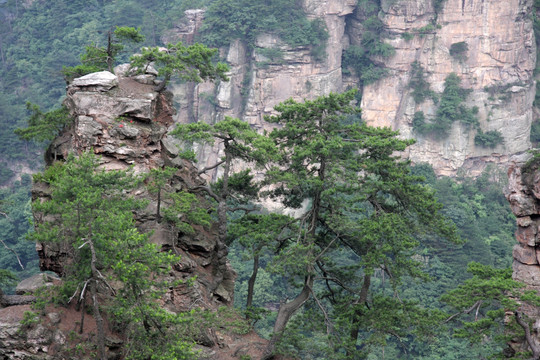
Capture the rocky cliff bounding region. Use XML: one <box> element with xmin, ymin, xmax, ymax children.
<box><xmin>0</xmin><ymin>69</ymin><xmax>266</xmax><ymax>359</ymax></box>
<box><xmin>169</xmin><ymin>0</ymin><xmax>536</xmax><ymax>177</ymax></box>
<box><xmin>504</xmin><ymin>153</ymin><xmax>540</xmax><ymax>355</ymax></box>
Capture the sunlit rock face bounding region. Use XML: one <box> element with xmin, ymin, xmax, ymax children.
<box><xmin>363</xmin><ymin>0</ymin><xmax>535</xmax><ymax>176</ymax></box>
<box><xmin>170</xmin><ymin>0</ymin><xmax>535</xmax><ymax>178</ymax></box>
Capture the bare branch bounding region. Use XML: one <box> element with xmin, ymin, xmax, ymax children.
<box><xmin>68</xmin><ymin>283</ymin><xmax>81</xmax><ymax>304</ymax></box>
<box><xmin>515</xmin><ymin>311</ymin><xmax>540</xmax><ymax>359</ymax></box>
<box><xmin>445</xmin><ymin>300</ymin><xmax>482</xmax><ymax>323</ymax></box>
<box><xmin>198</xmin><ymin>159</ymin><xmax>225</xmax><ymax>175</ymax></box>
<box><xmin>0</xmin><ymin>238</ymin><xmax>24</xmax><ymax>269</ymax></box>
<box><xmin>189</xmin><ymin>185</ymin><xmax>220</xmax><ymax>202</ymax></box>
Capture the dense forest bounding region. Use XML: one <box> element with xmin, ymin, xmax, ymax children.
<box><xmin>1</xmin><ymin>0</ymin><xmax>540</xmax><ymax>359</ymax></box>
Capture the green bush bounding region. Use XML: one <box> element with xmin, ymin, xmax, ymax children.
<box><xmin>531</xmin><ymin>119</ymin><xmax>540</xmax><ymax>146</ymax></box>
<box><xmin>474</xmin><ymin>130</ymin><xmax>503</xmax><ymax>148</ymax></box>
<box><xmin>416</xmin><ymin>24</ymin><xmax>436</xmax><ymax>36</ymax></box>
<box><xmin>200</xmin><ymin>0</ymin><xmax>328</xmax><ymax>60</ymax></box>
<box><xmin>401</xmin><ymin>32</ymin><xmax>414</xmax><ymax>41</ymax></box>
<box><xmin>412</xmin><ymin>73</ymin><xmax>478</xmax><ymax>138</ymax></box>
<box><xmin>449</xmin><ymin>41</ymin><xmax>468</xmax><ymax>61</ymax></box>
<box><xmin>409</xmin><ymin>61</ymin><xmax>437</xmax><ymax>104</ymax></box>
<box><xmin>433</xmin><ymin>0</ymin><xmax>447</xmax><ymax>14</ymax></box>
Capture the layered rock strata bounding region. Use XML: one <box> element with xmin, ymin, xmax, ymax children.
<box><xmin>169</xmin><ymin>0</ymin><xmax>536</xmax><ymax>177</ymax></box>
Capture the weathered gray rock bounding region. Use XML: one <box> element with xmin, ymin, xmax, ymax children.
<box><xmin>15</xmin><ymin>273</ymin><xmax>56</xmax><ymax>295</ymax></box>
<box><xmin>71</xmin><ymin>71</ymin><xmax>118</xmax><ymax>90</ymax></box>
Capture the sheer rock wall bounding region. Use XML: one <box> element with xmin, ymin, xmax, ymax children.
<box><xmin>170</xmin><ymin>0</ymin><xmax>536</xmax><ymax>177</ymax></box>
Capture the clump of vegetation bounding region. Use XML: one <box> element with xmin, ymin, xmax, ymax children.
<box><xmin>200</xmin><ymin>0</ymin><xmax>328</xmax><ymax>60</ymax></box>
<box><xmin>413</xmin><ymin>73</ymin><xmax>478</xmax><ymax>138</ymax></box>
<box><xmin>530</xmin><ymin>119</ymin><xmax>540</xmax><ymax>146</ymax></box>
<box><xmin>256</xmin><ymin>47</ymin><xmax>285</xmax><ymax>68</ymax></box>
<box><xmin>401</xmin><ymin>32</ymin><xmax>414</xmax><ymax>41</ymax></box>
<box><xmin>342</xmin><ymin>2</ymin><xmax>395</xmax><ymax>86</ymax></box>
<box><xmin>61</xmin><ymin>26</ymin><xmax>145</xmax><ymax>81</ymax></box>
<box><xmin>449</xmin><ymin>41</ymin><xmax>468</xmax><ymax>61</ymax></box>
<box><xmin>14</xmin><ymin>103</ymin><xmax>73</xmax><ymax>146</ymax></box>
<box><xmin>342</xmin><ymin>45</ymin><xmax>389</xmax><ymax>85</ymax></box>
<box><xmin>474</xmin><ymin>129</ymin><xmax>503</xmax><ymax>148</ymax></box>
<box><xmin>416</xmin><ymin>24</ymin><xmax>437</xmax><ymax>37</ymax></box>
<box><xmin>433</xmin><ymin>0</ymin><xmax>448</xmax><ymax>14</ymax></box>
<box><xmin>409</xmin><ymin>61</ymin><xmax>437</xmax><ymax>103</ymax></box>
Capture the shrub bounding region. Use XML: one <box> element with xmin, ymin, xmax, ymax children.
<box><xmin>401</xmin><ymin>32</ymin><xmax>414</xmax><ymax>41</ymax></box>
<box><xmin>200</xmin><ymin>0</ymin><xmax>328</xmax><ymax>60</ymax></box>
<box><xmin>475</xmin><ymin>130</ymin><xmax>503</xmax><ymax>148</ymax></box>
<box><xmin>450</xmin><ymin>41</ymin><xmax>468</xmax><ymax>61</ymax></box>
<box><xmin>412</xmin><ymin>73</ymin><xmax>478</xmax><ymax>138</ymax></box>
<box><xmin>409</xmin><ymin>61</ymin><xmax>437</xmax><ymax>104</ymax></box>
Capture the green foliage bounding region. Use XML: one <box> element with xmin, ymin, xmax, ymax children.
<box><xmin>256</xmin><ymin>47</ymin><xmax>285</xmax><ymax>67</ymax></box>
<box><xmin>0</xmin><ymin>269</ymin><xmax>17</xmax><ymax>290</ymax></box>
<box><xmin>31</xmin><ymin>152</ymin><xmax>197</xmax><ymax>358</ymax></box>
<box><xmin>409</xmin><ymin>61</ymin><xmax>437</xmax><ymax>104</ymax></box>
<box><xmin>413</xmin><ymin>73</ymin><xmax>478</xmax><ymax>138</ymax></box>
<box><xmin>401</xmin><ymin>32</ymin><xmax>414</xmax><ymax>41</ymax></box>
<box><xmin>441</xmin><ymin>263</ymin><xmax>540</xmax><ymax>358</ymax></box>
<box><xmin>474</xmin><ymin>129</ymin><xmax>504</xmax><ymax>148</ymax></box>
<box><xmin>531</xmin><ymin>119</ymin><xmax>540</xmax><ymax>146</ymax></box>
<box><xmin>129</xmin><ymin>41</ymin><xmax>229</xmax><ymax>90</ymax></box>
<box><xmin>19</xmin><ymin>310</ymin><xmax>39</xmax><ymax>332</ymax></box>
<box><xmin>432</xmin><ymin>0</ymin><xmax>447</xmax><ymax>14</ymax></box>
<box><xmin>449</xmin><ymin>41</ymin><xmax>468</xmax><ymax>61</ymax></box>
<box><xmin>0</xmin><ymin>175</ymin><xmax>39</xmax><ymax>291</ymax></box>
<box><xmin>342</xmin><ymin>45</ymin><xmax>389</xmax><ymax>85</ymax></box>
<box><xmin>416</xmin><ymin>24</ymin><xmax>436</xmax><ymax>37</ymax></box>
<box><xmin>14</xmin><ymin>103</ymin><xmax>72</xmax><ymax>145</ymax></box>
<box><xmin>258</xmin><ymin>90</ymin><xmax>458</xmax><ymax>358</ymax></box>
<box><xmin>62</xmin><ymin>26</ymin><xmax>144</xmax><ymax>80</ymax></box>
<box><xmin>341</xmin><ymin>5</ymin><xmax>393</xmax><ymax>85</ymax></box>
<box><xmin>200</xmin><ymin>0</ymin><xmax>328</xmax><ymax>60</ymax></box>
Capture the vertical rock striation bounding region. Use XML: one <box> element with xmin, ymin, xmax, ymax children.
<box><xmin>365</xmin><ymin>0</ymin><xmax>536</xmax><ymax>176</ymax></box>
<box><xmin>169</xmin><ymin>0</ymin><xmax>536</xmax><ymax>177</ymax></box>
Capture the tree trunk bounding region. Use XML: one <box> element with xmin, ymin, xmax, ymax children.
<box><xmin>347</xmin><ymin>274</ymin><xmax>371</xmax><ymax>358</ymax></box>
<box><xmin>88</xmin><ymin>236</ymin><xmax>106</xmax><ymax>360</ymax></box>
<box><xmin>90</xmin><ymin>280</ymin><xmax>106</xmax><ymax>360</ymax></box>
<box><xmin>515</xmin><ymin>311</ymin><xmax>540</xmax><ymax>360</ymax></box>
<box><xmin>154</xmin><ymin>74</ymin><xmax>171</xmax><ymax>92</ymax></box>
<box><xmin>246</xmin><ymin>252</ymin><xmax>260</xmax><ymax>309</ymax></box>
<box><xmin>156</xmin><ymin>186</ymin><xmax>161</xmax><ymax>222</ymax></box>
<box><xmin>262</xmin><ymin>275</ymin><xmax>313</xmax><ymax>360</ymax></box>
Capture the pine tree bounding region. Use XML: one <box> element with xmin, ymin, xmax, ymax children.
<box><xmin>260</xmin><ymin>89</ymin><xmax>458</xmax><ymax>358</ymax></box>
<box><xmin>31</xmin><ymin>152</ymin><xmax>197</xmax><ymax>359</ymax></box>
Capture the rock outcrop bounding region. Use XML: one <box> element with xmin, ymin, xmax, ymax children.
<box><xmin>1</xmin><ymin>69</ymin><xmax>267</xmax><ymax>359</ymax></box>
<box><xmin>168</xmin><ymin>0</ymin><xmax>536</xmax><ymax>177</ymax></box>
<box><xmin>505</xmin><ymin>152</ymin><xmax>540</xmax><ymax>354</ymax></box>
<box><xmin>366</xmin><ymin>0</ymin><xmax>535</xmax><ymax>176</ymax></box>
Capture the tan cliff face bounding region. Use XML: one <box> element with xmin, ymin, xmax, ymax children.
<box><xmin>169</xmin><ymin>0</ymin><xmax>536</xmax><ymax>177</ymax></box>
<box><xmin>365</xmin><ymin>0</ymin><xmax>536</xmax><ymax>176</ymax></box>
